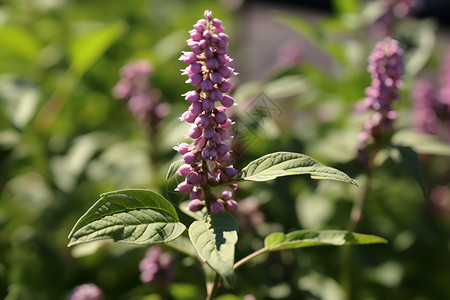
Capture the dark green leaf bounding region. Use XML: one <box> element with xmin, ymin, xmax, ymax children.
<box><xmin>189</xmin><ymin>213</ymin><xmax>239</xmax><ymax>287</ymax></box>
<box><xmin>390</xmin><ymin>146</ymin><xmax>426</xmax><ymax>195</ymax></box>
<box><xmin>240</xmin><ymin>152</ymin><xmax>358</xmax><ymax>186</ymax></box>
<box><xmin>68</xmin><ymin>189</ymin><xmax>186</xmax><ymax>247</ymax></box>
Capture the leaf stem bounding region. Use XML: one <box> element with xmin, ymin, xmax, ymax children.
<box><xmin>206</xmin><ymin>272</ymin><xmax>220</xmax><ymax>300</ymax></box>
<box><xmin>234</xmin><ymin>247</ymin><xmax>267</xmax><ymax>270</ymax></box>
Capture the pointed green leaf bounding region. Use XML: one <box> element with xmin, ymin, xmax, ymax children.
<box><xmin>264</xmin><ymin>230</ymin><xmax>387</xmax><ymax>252</ymax></box>
<box><xmin>189</xmin><ymin>213</ymin><xmax>238</xmax><ymax>287</ymax></box>
<box><xmin>240</xmin><ymin>152</ymin><xmax>358</xmax><ymax>186</ymax></box>
<box><xmin>166</xmin><ymin>159</ymin><xmax>185</xmax><ymax>180</ymax></box>
<box><xmin>68</xmin><ymin>189</ymin><xmax>186</xmax><ymax>247</ymax></box>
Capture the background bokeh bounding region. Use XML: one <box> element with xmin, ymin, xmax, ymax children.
<box><xmin>1</xmin><ymin>0</ymin><xmax>450</xmax><ymax>299</ymax></box>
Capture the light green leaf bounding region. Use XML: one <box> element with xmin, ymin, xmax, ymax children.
<box><xmin>68</xmin><ymin>21</ymin><xmax>127</xmax><ymax>77</ymax></box>
<box><xmin>68</xmin><ymin>189</ymin><xmax>186</xmax><ymax>247</ymax></box>
<box><xmin>0</xmin><ymin>25</ymin><xmax>41</xmax><ymax>62</ymax></box>
<box><xmin>240</xmin><ymin>152</ymin><xmax>358</xmax><ymax>186</ymax></box>
<box><xmin>392</xmin><ymin>130</ymin><xmax>450</xmax><ymax>156</ymax></box>
<box><xmin>189</xmin><ymin>213</ymin><xmax>238</xmax><ymax>287</ymax></box>
<box><xmin>166</xmin><ymin>159</ymin><xmax>185</xmax><ymax>180</ymax></box>
<box><xmin>264</xmin><ymin>230</ymin><xmax>387</xmax><ymax>252</ymax></box>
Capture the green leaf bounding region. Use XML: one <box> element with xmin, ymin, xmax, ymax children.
<box><xmin>166</xmin><ymin>159</ymin><xmax>185</xmax><ymax>180</ymax></box>
<box><xmin>390</xmin><ymin>146</ymin><xmax>426</xmax><ymax>195</ymax></box>
<box><xmin>240</xmin><ymin>152</ymin><xmax>358</xmax><ymax>186</ymax></box>
<box><xmin>189</xmin><ymin>213</ymin><xmax>239</xmax><ymax>287</ymax></box>
<box><xmin>0</xmin><ymin>25</ymin><xmax>41</xmax><ymax>62</ymax></box>
<box><xmin>264</xmin><ymin>230</ymin><xmax>387</xmax><ymax>252</ymax></box>
<box><xmin>68</xmin><ymin>21</ymin><xmax>127</xmax><ymax>77</ymax></box>
<box><xmin>392</xmin><ymin>130</ymin><xmax>450</xmax><ymax>156</ymax></box>
<box><xmin>68</xmin><ymin>189</ymin><xmax>186</xmax><ymax>247</ymax></box>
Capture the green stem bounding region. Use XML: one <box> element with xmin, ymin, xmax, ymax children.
<box><xmin>206</xmin><ymin>272</ymin><xmax>220</xmax><ymax>300</ymax></box>
<box><xmin>341</xmin><ymin>146</ymin><xmax>375</xmax><ymax>300</ymax></box>
<box><xmin>234</xmin><ymin>248</ymin><xmax>267</xmax><ymax>270</ymax></box>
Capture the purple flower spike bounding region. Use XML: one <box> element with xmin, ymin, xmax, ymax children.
<box><xmin>177</xmin><ymin>10</ymin><xmax>239</xmax><ymax>214</ymax></box>
<box><xmin>356</xmin><ymin>38</ymin><xmax>404</xmax><ymax>168</ymax></box>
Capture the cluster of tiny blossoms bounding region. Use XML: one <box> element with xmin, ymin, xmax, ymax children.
<box><xmin>139</xmin><ymin>246</ymin><xmax>174</xmax><ymax>287</ymax></box>
<box><xmin>113</xmin><ymin>60</ymin><xmax>170</xmax><ymax>129</ymax></box>
<box><xmin>356</xmin><ymin>38</ymin><xmax>404</xmax><ymax>165</ymax></box>
<box><xmin>175</xmin><ymin>10</ymin><xmax>238</xmax><ymax>214</ymax></box>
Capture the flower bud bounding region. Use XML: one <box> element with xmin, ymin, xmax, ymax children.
<box><xmin>209</xmin><ymin>88</ymin><xmax>223</xmax><ymax>101</ymax></box>
<box><xmin>218</xmin><ymin>81</ymin><xmax>232</xmax><ymax>93</ymax></box>
<box><xmin>202</xmin><ymin>98</ymin><xmax>215</xmax><ymax>111</ymax></box>
<box><xmin>210</xmin><ymin>72</ymin><xmax>223</xmax><ymax>84</ymax></box>
<box><xmin>220</xmin><ymin>95</ymin><xmax>234</xmax><ymax>107</ymax></box>
<box><xmin>174</xmin><ymin>143</ymin><xmax>190</xmax><ymax>155</ymax></box>
<box><xmin>211</xmin><ymin>200</ymin><xmax>224</xmax><ymax>213</ymax></box>
<box><xmin>182</xmin><ymin>152</ymin><xmax>195</xmax><ymax>164</ymax></box>
<box><xmin>186</xmin><ymin>171</ymin><xmax>200</xmax><ymax>184</ymax></box>
<box><xmin>178</xmin><ymin>164</ymin><xmax>192</xmax><ymax>176</ymax></box>
<box><xmin>175</xmin><ymin>181</ymin><xmax>192</xmax><ymax>193</ymax></box>
<box><xmin>188</xmin><ymin>199</ymin><xmax>205</xmax><ymax>212</ymax></box>
<box><xmin>188</xmin><ymin>125</ymin><xmax>203</xmax><ymax>139</ymax></box>
<box><xmin>191</xmin><ymin>102</ymin><xmax>203</xmax><ymax>115</ymax></box>
<box><xmin>225</xmin><ymin>166</ymin><xmax>238</xmax><ymax>177</ymax></box>
<box><xmin>225</xmin><ymin>200</ymin><xmax>238</xmax><ymax>212</ymax></box>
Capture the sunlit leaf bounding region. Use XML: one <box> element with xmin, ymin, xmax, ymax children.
<box><xmin>392</xmin><ymin>130</ymin><xmax>450</xmax><ymax>156</ymax></box>
<box><xmin>189</xmin><ymin>213</ymin><xmax>238</xmax><ymax>287</ymax></box>
<box><xmin>264</xmin><ymin>230</ymin><xmax>387</xmax><ymax>252</ymax></box>
<box><xmin>240</xmin><ymin>152</ymin><xmax>358</xmax><ymax>186</ymax></box>
<box><xmin>68</xmin><ymin>189</ymin><xmax>186</xmax><ymax>246</ymax></box>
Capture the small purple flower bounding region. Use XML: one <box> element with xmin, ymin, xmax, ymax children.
<box><xmin>68</xmin><ymin>283</ymin><xmax>103</xmax><ymax>300</ymax></box>
<box><xmin>356</xmin><ymin>38</ymin><xmax>404</xmax><ymax>168</ymax></box>
<box><xmin>139</xmin><ymin>246</ymin><xmax>174</xmax><ymax>287</ymax></box>
<box><xmin>176</xmin><ymin>10</ymin><xmax>239</xmax><ymax>214</ymax></box>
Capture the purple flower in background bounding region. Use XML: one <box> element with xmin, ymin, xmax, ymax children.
<box><xmin>68</xmin><ymin>283</ymin><xmax>103</xmax><ymax>300</ymax></box>
<box><xmin>372</xmin><ymin>0</ymin><xmax>416</xmax><ymax>37</ymax></box>
<box><xmin>113</xmin><ymin>60</ymin><xmax>170</xmax><ymax>131</ymax></box>
<box><xmin>410</xmin><ymin>52</ymin><xmax>450</xmax><ymax>142</ymax></box>
<box><xmin>139</xmin><ymin>246</ymin><xmax>174</xmax><ymax>287</ymax></box>
<box><xmin>411</xmin><ymin>79</ymin><xmax>440</xmax><ymax>134</ymax></box>
<box><xmin>175</xmin><ymin>10</ymin><xmax>238</xmax><ymax>214</ymax></box>
<box><xmin>356</xmin><ymin>38</ymin><xmax>404</xmax><ymax>166</ymax></box>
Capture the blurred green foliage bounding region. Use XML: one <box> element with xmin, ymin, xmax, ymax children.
<box><xmin>1</xmin><ymin>0</ymin><xmax>450</xmax><ymax>299</ymax></box>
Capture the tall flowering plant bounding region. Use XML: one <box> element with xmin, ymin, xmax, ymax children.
<box><xmin>67</xmin><ymin>10</ymin><xmax>385</xmax><ymax>299</ymax></box>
